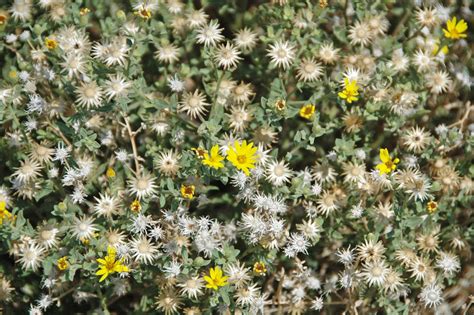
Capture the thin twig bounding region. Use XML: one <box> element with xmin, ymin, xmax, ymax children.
<box><xmin>343</xmin><ymin>0</ymin><xmax>349</xmax><ymax>30</ymax></box>
<box><xmin>121</xmin><ymin>114</ymin><xmax>141</xmax><ymax>175</ymax></box>
<box><xmin>274</xmin><ymin>267</ymin><xmax>285</xmax><ymax>314</ymax></box>
<box><xmin>448</xmin><ymin>102</ymin><xmax>473</xmax><ymax>130</ymax></box>
<box><xmin>47</xmin><ymin>120</ymin><xmax>73</xmax><ymax>148</ymax></box>
<box><xmin>462</xmin><ymin>296</ymin><xmax>473</xmax><ymax>315</ymax></box>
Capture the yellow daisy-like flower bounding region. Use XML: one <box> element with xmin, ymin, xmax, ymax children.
<box><xmin>227</xmin><ymin>140</ymin><xmax>258</xmax><ymax>176</ymax></box>
<box><xmin>106</xmin><ymin>167</ymin><xmax>116</xmax><ymax>178</ymax></box>
<box><xmin>275</xmin><ymin>99</ymin><xmax>286</xmax><ymax>111</ymax></box>
<box><xmin>443</xmin><ymin>17</ymin><xmax>468</xmax><ymax>40</ymax></box>
<box><xmin>299</xmin><ymin>104</ymin><xmax>316</xmax><ymax>120</ymax></box>
<box><xmin>96</xmin><ymin>246</ymin><xmax>129</xmax><ymax>282</ymax></box>
<box><xmin>202</xmin><ymin>145</ymin><xmax>225</xmax><ymax>169</ymax></box>
<box><xmin>8</xmin><ymin>70</ymin><xmax>17</xmax><ymax>79</ymax></box>
<box><xmin>253</xmin><ymin>261</ymin><xmax>267</xmax><ymax>276</ymax></box>
<box><xmin>57</xmin><ymin>256</ymin><xmax>69</xmax><ymax>271</ymax></box>
<box><xmin>192</xmin><ymin>147</ymin><xmax>207</xmax><ymax>159</ymax></box>
<box><xmin>338</xmin><ymin>78</ymin><xmax>359</xmax><ymax>104</ymax></box>
<box><xmin>0</xmin><ymin>201</ymin><xmax>13</xmax><ymax>224</ymax></box>
<box><xmin>180</xmin><ymin>184</ymin><xmax>195</xmax><ymax>199</ymax></box>
<box><xmin>81</xmin><ymin>237</ymin><xmax>90</xmax><ymax>245</ymax></box>
<box><xmin>130</xmin><ymin>199</ymin><xmax>142</xmax><ymax>213</ymax></box>
<box><xmin>45</xmin><ymin>38</ymin><xmax>58</xmax><ymax>50</ymax></box>
<box><xmin>204</xmin><ymin>266</ymin><xmax>228</xmax><ymax>291</ymax></box>
<box><xmin>426</xmin><ymin>201</ymin><xmax>438</xmax><ymax>214</ymax></box>
<box><xmin>375</xmin><ymin>148</ymin><xmax>399</xmax><ymax>175</ymax></box>
<box><xmin>80</xmin><ymin>7</ymin><xmax>90</xmax><ymax>16</ymax></box>
<box><xmin>135</xmin><ymin>7</ymin><xmax>151</xmax><ymax>20</ymax></box>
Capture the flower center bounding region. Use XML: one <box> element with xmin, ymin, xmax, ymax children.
<box><xmin>237</xmin><ymin>155</ymin><xmax>247</xmax><ymax>164</ymax></box>
<box><xmin>189</xmin><ymin>97</ymin><xmax>199</xmax><ymax>107</ymax></box>
<box><xmin>372</xmin><ymin>266</ymin><xmax>382</xmax><ymax>277</ymax></box>
<box><xmin>105</xmin><ymin>259</ymin><xmax>116</xmax><ymax>270</ymax></box>
<box><xmin>427</xmin><ymin>292</ymin><xmax>438</xmax><ymax>300</ymax></box>
<box><xmin>41</xmin><ymin>230</ymin><xmax>53</xmax><ymax>240</ymax></box>
<box><xmin>304</xmin><ymin>63</ymin><xmax>315</xmax><ymax>72</ymax></box>
<box><xmin>385</xmin><ymin>160</ymin><xmax>394</xmax><ymax>169</ymax></box>
<box><xmin>112</xmin><ymin>83</ymin><xmax>121</xmax><ymax>91</ymax></box>
<box><xmin>274</xmin><ymin>165</ymin><xmax>285</xmax><ymax>176</ymax></box>
<box><xmin>235</xmin><ymin>86</ymin><xmax>244</xmax><ymax>95</ymax></box>
<box><xmin>277</xmin><ymin>49</ymin><xmax>287</xmax><ymax>58</ymax></box>
<box><xmin>137</xmin><ymin>179</ymin><xmax>148</xmax><ymax>190</ymax></box>
<box><xmin>138</xmin><ymin>242</ymin><xmax>149</xmax><ymax>252</ymax></box>
<box><xmin>108</xmin><ymin>234</ymin><xmax>118</xmax><ymax>243</ymax></box>
<box><xmin>221</xmin><ymin>49</ymin><xmax>232</xmax><ymax>59</ymax></box>
<box><xmin>37</xmin><ymin>146</ymin><xmax>47</xmax><ymax>155</ymax></box>
<box><xmin>84</xmin><ymin>87</ymin><xmax>95</xmax><ymax>98</ymax></box>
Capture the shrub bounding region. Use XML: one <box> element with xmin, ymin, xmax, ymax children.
<box><xmin>0</xmin><ymin>0</ymin><xmax>473</xmax><ymax>314</ymax></box>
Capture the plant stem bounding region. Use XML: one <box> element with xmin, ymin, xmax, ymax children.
<box><xmin>47</xmin><ymin>119</ymin><xmax>73</xmax><ymax>148</ymax></box>
<box><xmin>121</xmin><ymin>114</ymin><xmax>141</xmax><ymax>175</ymax></box>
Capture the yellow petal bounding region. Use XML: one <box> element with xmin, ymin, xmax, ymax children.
<box><xmin>211</xmin><ymin>145</ymin><xmax>219</xmax><ymax>156</ymax></box>
<box><xmin>447</xmin><ymin>17</ymin><xmax>455</xmax><ymax>30</ymax></box>
<box><xmin>234</xmin><ymin>141</ymin><xmax>241</xmax><ymax>151</ymax></box>
<box><xmin>205</xmin><ymin>283</ymin><xmax>217</xmax><ymax>290</ymax></box>
<box><xmin>99</xmin><ymin>273</ymin><xmax>108</xmax><ymax>282</ymax></box>
<box><xmin>376</xmin><ymin>163</ymin><xmax>388</xmax><ymax>174</ymax></box>
<box><xmin>457</xmin><ymin>20</ymin><xmax>467</xmax><ymax>32</ymax></box>
<box><xmin>379</xmin><ymin>148</ymin><xmax>389</xmax><ymax>163</ymax></box>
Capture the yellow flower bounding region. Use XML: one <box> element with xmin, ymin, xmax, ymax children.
<box><xmin>299</xmin><ymin>104</ymin><xmax>316</xmax><ymax>120</ymax></box>
<box><xmin>96</xmin><ymin>246</ymin><xmax>129</xmax><ymax>282</ymax></box>
<box><xmin>202</xmin><ymin>145</ymin><xmax>224</xmax><ymax>169</ymax></box>
<box><xmin>180</xmin><ymin>185</ymin><xmax>195</xmax><ymax>199</ymax></box>
<box><xmin>57</xmin><ymin>256</ymin><xmax>69</xmax><ymax>271</ymax></box>
<box><xmin>130</xmin><ymin>199</ymin><xmax>142</xmax><ymax>213</ymax></box>
<box><xmin>443</xmin><ymin>17</ymin><xmax>468</xmax><ymax>40</ymax></box>
<box><xmin>0</xmin><ymin>201</ymin><xmax>13</xmax><ymax>224</ymax></box>
<box><xmin>80</xmin><ymin>7</ymin><xmax>90</xmax><ymax>16</ymax></box>
<box><xmin>8</xmin><ymin>70</ymin><xmax>17</xmax><ymax>79</ymax></box>
<box><xmin>204</xmin><ymin>266</ymin><xmax>228</xmax><ymax>290</ymax></box>
<box><xmin>134</xmin><ymin>7</ymin><xmax>151</xmax><ymax>19</ymax></box>
<box><xmin>192</xmin><ymin>147</ymin><xmax>207</xmax><ymax>159</ymax></box>
<box><xmin>45</xmin><ymin>38</ymin><xmax>58</xmax><ymax>50</ymax></box>
<box><xmin>106</xmin><ymin>167</ymin><xmax>116</xmax><ymax>178</ymax></box>
<box><xmin>0</xmin><ymin>13</ymin><xmax>7</xmax><ymax>25</ymax></box>
<box><xmin>275</xmin><ymin>99</ymin><xmax>286</xmax><ymax>111</ymax></box>
<box><xmin>432</xmin><ymin>42</ymin><xmax>449</xmax><ymax>55</ymax></box>
<box><xmin>338</xmin><ymin>78</ymin><xmax>359</xmax><ymax>104</ymax></box>
<box><xmin>375</xmin><ymin>148</ymin><xmax>399</xmax><ymax>175</ymax></box>
<box><xmin>227</xmin><ymin>140</ymin><xmax>258</xmax><ymax>176</ymax></box>
<box><xmin>80</xmin><ymin>237</ymin><xmax>90</xmax><ymax>245</ymax></box>
<box><xmin>427</xmin><ymin>201</ymin><xmax>438</xmax><ymax>214</ymax></box>
<box><xmin>253</xmin><ymin>261</ymin><xmax>267</xmax><ymax>276</ymax></box>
